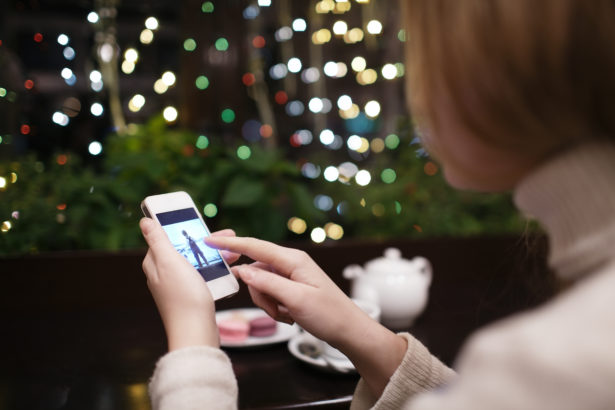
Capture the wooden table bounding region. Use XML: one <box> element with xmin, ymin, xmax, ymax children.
<box><xmin>0</xmin><ymin>235</ymin><xmax>554</xmax><ymax>409</ymax></box>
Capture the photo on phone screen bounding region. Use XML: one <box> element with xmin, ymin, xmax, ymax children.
<box><xmin>155</xmin><ymin>207</ymin><xmax>229</xmax><ymax>282</ymax></box>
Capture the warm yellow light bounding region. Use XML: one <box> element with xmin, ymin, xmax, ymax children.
<box><xmin>163</xmin><ymin>106</ymin><xmax>178</xmax><ymax>122</ymax></box>
<box><xmin>140</xmin><ymin>29</ymin><xmax>154</xmax><ymax>44</ymax></box>
<box><xmin>0</xmin><ymin>177</ymin><xmax>6</xmax><ymax>189</ymax></box>
<box><xmin>357</xmin><ymin>68</ymin><xmax>378</xmax><ymax>85</ymax></box>
<box><xmin>371</xmin><ymin>138</ymin><xmax>385</xmax><ymax>153</ymax></box>
<box><xmin>10</xmin><ymin>172</ymin><xmax>17</xmax><ymax>183</ymax></box>
<box><xmin>1</xmin><ymin>221</ymin><xmax>11</xmax><ymax>232</ymax></box>
<box><xmin>128</xmin><ymin>94</ymin><xmax>146</xmax><ymax>112</ymax></box>
<box><xmin>154</xmin><ymin>79</ymin><xmax>168</xmax><ymax>94</ymax></box>
<box><xmin>287</xmin><ymin>217</ymin><xmax>307</xmax><ymax>234</ymax></box>
<box><xmin>325</xmin><ymin>222</ymin><xmax>344</xmax><ymax>240</ymax></box>
<box><xmin>371</xmin><ymin>203</ymin><xmax>385</xmax><ymax>217</ymax></box>
<box><xmin>351</xmin><ymin>56</ymin><xmax>367</xmax><ymax>72</ymax></box>
<box><xmin>357</xmin><ymin>137</ymin><xmax>370</xmax><ymax>153</ymax></box>
<box><xmin>334</xmin><ymin>1</ymin><xmax>351</xmax><ymax>13</ymax></box>
<box><xmin>121</xmin><ymin>60</ymin><xmax>135</xmax><ymax>74</ymax></box>
<box><xmin>339</xmin><ymin>103</ymin><xmax>360</xmax><ymax>119</ymax></box>
<box><xmin>312</xmin><ymin>28</ymin><xmax>332</xmax><ymax>44</ymax></box>
<box><xmin>344</xmin><ymin>28</ymin><xmax>364</xmax><ymax>43</ymax></box>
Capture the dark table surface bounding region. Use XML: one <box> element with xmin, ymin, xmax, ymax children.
<box><xmin>0</xmin><ymin>235</ymin><xmax>554</xmax><ymax>410</ymax></box>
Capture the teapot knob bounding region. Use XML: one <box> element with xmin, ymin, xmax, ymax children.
<box><xmin>384</xmin><ymin>247</ymin><xmax>401</xmax><ymax>259</ymax></box>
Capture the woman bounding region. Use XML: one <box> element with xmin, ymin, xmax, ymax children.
<box><xmin>140</xmin><ymin>1</ymin><xmax>615</xmax><ymax>409</ymax></box>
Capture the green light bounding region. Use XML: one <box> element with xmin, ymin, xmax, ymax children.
<box><xmin>398</xmin><ymin>29</ymin><xmax>406</xmax><ymax>42</ymax></box>
<box><xmin>201</xmin><ymin>1</ymin><xmax>214</xmax><ymax>13</ymax></box>
<box><xmin>195</xmin><ymin>75</ymin><xmax>210</xmax><ymax>90</ymax></box>
<box><xmin>196</xmin><ymin>135</ymin><xmax>209</xmax><ymax>149</ymax></box>
<box><xmin>0</xmin><ymin>136</ymin><xmax>3</xmax><ymax>144</ymax></box>
<box><xmin>385</xmin><ymin>134</ymin><xmax>400</xmax><ymax>149</ymax></box>
<box><xmin>395</xmin><ymin>63</ymin><xmax>405</xmax><ymax>77</ymax></box>
<box><xmin>183</xmin><ymin>38</ymin><xmax>197</xmax><ymax>51</ymax></box>
<box><xmin>237</xmin><ymin>145</ymin><xmax>251</xmax><ymax>160</ymax></box>
<box><xmin>215</xmin><ymin>37</ymin><xmax>229</xmax><ymax>51</ymax></box>
<box><xmin>221</xmin><ymin>108</ymin><xmax>235</xmax><ymax>123</ymax></box>
<box><xmin>395</xmin><ymin>201</ymin><xmax>402</xmax><ymax>214</ymax></box>
<box><xmin>381</xmin><ymin>168</ymin><xmax>396</xmax><ymax>184</ymax></box>
<box><xmin>0</xmin><ymin>88</ymin><xmax>6</xmax><ymax>97</ymax></box>
<box><xmin>203</xmin><ymin>203</ymin><xmax>218</xmax><ymax>217</ymax></box>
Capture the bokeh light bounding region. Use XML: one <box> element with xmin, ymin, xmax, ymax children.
<box><xmin>237</xmin><ymin>145</ymin><xmax>251</xmax><ymax>159</ymax></box>
<box><xmin>310</xmin><ymin>227</ymin><xmax>326</xmax><ymax>243</ymax></box>
<box><xmin>287</xmin><ymin>217</ymin><xmax>307</xmax><ymax>234</ymax></box>
<box><xmin>163</xmin><ymin>106</ymin><xmax>178</xmax><ymax>122</ymax></box>
<box><xmin>195</xmin><ymin>75</ymin><xmax>210</xmax><ymax>90</ymax></box>
<box><xmin>88</xmin><ymin>141</ymin><xmax>103</xmax><ymax>155</ymax></box>
<box><xmin>221</xmin><ymin>108</ymin><xmax>236</xmax><ymax>123</ymax></box>
<box><xmin>203</xmin><ymin>203</ymin><xmax>218</xmax><ymax>217</ymax></box>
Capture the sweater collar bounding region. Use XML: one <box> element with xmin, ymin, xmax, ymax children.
<box><xmin>514</xmin><ymin>142</ymin><xmax>615</xmax><ymax>280</ymax></box>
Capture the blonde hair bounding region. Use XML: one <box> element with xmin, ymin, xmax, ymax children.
<box><xmin>403</xmin><ymin>0</ymin><xmax>615</xmax><ymax>160</ymax></box>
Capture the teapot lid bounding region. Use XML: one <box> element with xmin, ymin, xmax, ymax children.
<box><xmin>364</xmin><ymin>247</ymin><xmax>415</xmax><ymax>275</ymax></box>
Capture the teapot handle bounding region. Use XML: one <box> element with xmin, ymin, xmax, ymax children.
<box><xmin>413</xmin><ymin>257</ymin><xmax>432</xmax><ymax>286</ymax></box>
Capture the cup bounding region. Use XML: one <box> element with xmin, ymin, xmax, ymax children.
<box><xmin>320</xmin><ymin>298</ymin><xmax>381</xmax><ymax>361</ymax></box>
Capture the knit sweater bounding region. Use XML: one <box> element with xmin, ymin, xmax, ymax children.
<box><xmin>149</xmin><ymin>142</ymin><xmax>615</xmax><ymax>410</ymax></box>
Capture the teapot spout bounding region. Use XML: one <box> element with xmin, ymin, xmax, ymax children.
<box><xmin>343</xmin><ymin>264</ymin><xmax>365</xmax><ymax>280</ymax></box>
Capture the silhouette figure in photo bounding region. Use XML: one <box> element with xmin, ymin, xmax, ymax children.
<box><xmin>182</xmin><ymin>230</ymin><xmax>208</xmax><ymax>267</ymax></box>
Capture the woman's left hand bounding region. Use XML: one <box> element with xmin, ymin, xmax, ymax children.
<box><xmin>140</xmin><ymin>218</ymin><xmax>225</xmax><ymax>351</ymax></box>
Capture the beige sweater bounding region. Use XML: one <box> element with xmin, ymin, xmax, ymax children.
<box><xmin>149</xmin><ymin>142</ymin><xmax>615</xmax><ymax>410</ymax></box>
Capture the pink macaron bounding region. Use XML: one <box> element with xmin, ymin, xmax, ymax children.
<box><xmin>218</xmin><ymin>318</ymin><xmax>250</xmax><ymax>343</ymax></box>
<box><xmin>249</xmin><ymin>316</ymin><xmax>278</xmax><ymax>337</ymax></box>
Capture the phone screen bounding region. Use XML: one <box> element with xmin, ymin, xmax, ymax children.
<box><xmin>156</xmin><ymin>207</ymin><xmax>229</xmax><ymax>282</ymax></box>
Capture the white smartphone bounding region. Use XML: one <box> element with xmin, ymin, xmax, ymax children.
<box><xmin>141</xmin><ymin>191</ymin><xmax>239</xmax><ymax>301</ymax></box>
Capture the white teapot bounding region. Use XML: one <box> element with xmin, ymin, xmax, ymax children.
<box><xmin>343</xmin><ymin>248</ymin><xmax>432</xmax><ymax>329</ymax></box>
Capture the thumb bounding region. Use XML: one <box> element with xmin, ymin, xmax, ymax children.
<box><xmin>237</xmin><ymin>264</ymin><xmax>306</xmax><ymax>309</ymax></box>
<box><xmin>140</xmin><ymin>217</ymin><xmax>174</xmax><ymax>256</ymax></box>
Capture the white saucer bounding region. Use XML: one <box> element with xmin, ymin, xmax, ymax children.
<box><xmin>216</xmin><ymin>308</ymin><xmax>299</xmax><ymax>348</ymax></box>
<box><xmin>287</xmin><ymin>332</ymin><xmax>356</xmax><ymax>374</ymax></box>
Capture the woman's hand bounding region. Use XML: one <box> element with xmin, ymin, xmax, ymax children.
<box><xmin>140</xmin><ymin>218</ymin><xmax>237</xmax><ymax>351</ymax></box>
<box><xmin>204</xmin><ymin>236</ymin><xmax>375</xmax><ymax>347</ymax></box>
<box><xmin>205</xmin><ymin>235</ymin><xmax>408</xmax><ymax>396</ymax></box>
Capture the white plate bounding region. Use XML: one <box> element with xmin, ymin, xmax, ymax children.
<box><xmin>287</xmin><ymin>332</ymin><xmax>356</xmax><ymax>374</ymax></box>
<box><xmin>216</xmin><ymin>308</ymin><xmax>299</xmax><ymax>348</ymax></box>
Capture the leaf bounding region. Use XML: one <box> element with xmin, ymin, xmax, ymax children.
<box><xmin>221</xmin><ymin>176</ymin><xmax>265</xmax><ymax>207</ymax></box>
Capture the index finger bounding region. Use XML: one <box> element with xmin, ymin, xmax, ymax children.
<box><xmin>204</xmin><ymin>236</ymin><xmax>307</xmax><ymax>275</ymax></box>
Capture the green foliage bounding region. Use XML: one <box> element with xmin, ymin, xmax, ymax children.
<box><xmin>0</xmin><ymin>116</ymin><xmax>525</xmax><ymax>256</ymax></box>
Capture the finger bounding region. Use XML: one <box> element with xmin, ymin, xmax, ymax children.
<box><xmin>246</xmin><ymin>284</ymin><xmax>280</xmax><ymax>319</ymax></box>
<box><xmin>210</xmin><ymin>229</ymin><xmax>236</xmax><ymax>237</ymax></box>
<box><xmin>235</xmin><ymin>263</ymin><xmax>309</xmax><ymax>309</ymax></box>
<box><xmin>142</xmin><ymin>249</ymin><xmax>159</xmax><ymax>282</ymax></box>
<box><xmin>208</xmin><ymin>230</ymin><xmax>240</xmax><ymax>263</ymax></box>
<box><xmin>276</xmin><ymin>304</ymin><xmax>294</xmax><ymax>325</ymax></box>
<box><xmin>205</xmin><ymin>236</ymin><xmax>308</xmax><ymax>275</ymax></box>
<box><xmin>219</xmin><ymin>250</ymin><xmax>241</xmax><ymax>265</ymax></box>
<box><xmin>140</xmin><ymin>218</ymin><xmax>175</xmax><ymax>259</ymax></box>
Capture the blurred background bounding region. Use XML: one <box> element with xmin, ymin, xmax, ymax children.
<box><xmin>0</xmin><ymin>0</ymin><xmax>523</xmax><ymax>255</ymax></box>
